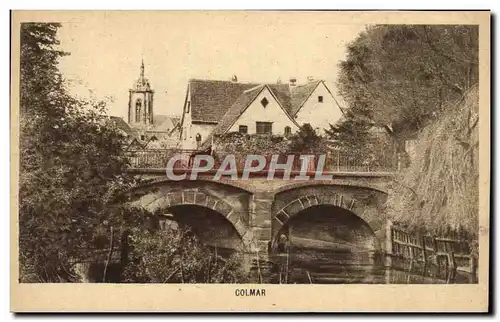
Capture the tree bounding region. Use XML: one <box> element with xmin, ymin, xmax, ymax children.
<box><xmin>324</xmin><ymin>117</ymin><xmax>372</xmax><ymax>153</ymax></box>
<box><xmin>288</xmin><ymin>123</ymin><xmax>326</xmax><ymax>153</ymax></box>
<box><xmin>336</xmin><ymin>25</ymin><xmax>480</xmax><ymax>239</ymax></box>
<box><xmin>337</xmin><ymin>25</ymin><xmax>478</xmax><ymax>140</ymax></box>
<box><xmin>19</xmin><ymin>23</ymin><xmax>135</xmax><ymax>282</ymax></box>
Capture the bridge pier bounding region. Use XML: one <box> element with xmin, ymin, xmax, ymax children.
<box><xmin>249</xmin><ymin>191</ymin><xmax>274</xmax><ymax>254</ymax></box>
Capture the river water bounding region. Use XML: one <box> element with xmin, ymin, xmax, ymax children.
<box><xmin>249</xmin><ymin>247</ymin><xmax>476</xmax><ymax>284</ymax></box>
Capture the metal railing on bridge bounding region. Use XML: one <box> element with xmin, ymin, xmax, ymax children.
<box><xmin>124</xmin><ymin>149</ymin><xmax>398</xmax><ymax>174</ymax></box>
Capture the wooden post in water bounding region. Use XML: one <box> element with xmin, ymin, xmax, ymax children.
<box><xmin>306</xmin><ymin>271</ymin><xmax>313</xmax><ymax>284</ymax></box>
<box><xmin>421</xmin><ymin>235</ymin><xmax>428</xmax><ymax>277</ymax></box>
<box><xmin>470</xmin><ymin>255</ymin><xmax>478</xmax><ymax>283</ymax></box>
<box><xmin>285</xmin><ymin>246</ymin><xmax>290</xmax><ymax>284</ymax></box>
<box><xmin>408</xmin><ymin>232</ymin><xmax>414</xmax><ymax>261</ymax></box>
<box><xmin>384</xmin><ymin>219</ymin><xmax>393</xmax><ymax>268</ymax></box>
<box><xmin>256</xmin><ymin>250</ymin><xmax>262</xmax><ymax>284</ymax></box>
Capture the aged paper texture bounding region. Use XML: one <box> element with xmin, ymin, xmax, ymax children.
<box><xmin>11</xmin><ymin>10</ymin><xmax>490</xmax><ymax>312</ymax></box>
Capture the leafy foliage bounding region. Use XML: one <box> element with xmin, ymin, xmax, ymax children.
<box><xmin>215</xmin><ymin>123</ymin><xmax>327</xmax><ymax>157</ymax></box>
<box><xmin>122</xmin><ymin>227</ymin><xmax>249</xmax><ymax>283</ymax></box>
<box><xmin>214</xmin><ymin>132</ymin><xmax>291</xmax><ymax>157</ymax></box>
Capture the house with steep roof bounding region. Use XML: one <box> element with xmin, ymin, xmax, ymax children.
<box><xmin>290</xmin><ymin>79</ymin><xmax>344</xmax><ymax>131</ymax></box>
<box><xmin>179</xmin><ymin>77</ymin><xmax>343</xmax><ymax>150</ymax></box>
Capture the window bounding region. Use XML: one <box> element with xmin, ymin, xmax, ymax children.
<box><xmin>256</xmin><ymin>122</ymin><xmax>273</xmax><ymax>134</ymax></box>
<box><xmin>135</xmin><ymin>99</ymin><xmax>142</xmax><ymax>122</ymax></box>
<box><xmin>318</xmin><ymin>96</ymin><xmax>323</xmax><ymax>103</ymax></box>
<box><xmin>140</xmin><ymin>135</ymin><xmax>145</xmax><ymax>141</ymax></box>
<box><xmin>260</xmin><ymin>97</ymin><xmax>269</xmax><ymax>108</ymax></box>
<box><xmin>239</xmin><ymin>125</ymin><xmax>248</xmax><ymax>134</ymax></box>
<box><xmin>284</xmin><ymin>126</ymin><xmax>291</xmax><ymax>136</ymax></box>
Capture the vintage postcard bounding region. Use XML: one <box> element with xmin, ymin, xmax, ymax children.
<box><xmin>10</xmin><ymin>10</ymin><xmax>490</xmax><ymax>312</ymax></box>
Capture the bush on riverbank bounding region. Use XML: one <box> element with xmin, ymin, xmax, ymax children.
<box><xmin>122</xmin><ymin>227</ymin><xmax>249</xmax><ymax>283</ymax></box>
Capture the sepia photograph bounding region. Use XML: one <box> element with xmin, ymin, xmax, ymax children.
<box><xmin>10</xmin><ymin>10</ymin><xmax>490</xmax><ymax>312</ymax></box>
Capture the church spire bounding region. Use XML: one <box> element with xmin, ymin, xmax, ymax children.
<box><xmin>140</xmin><ymin>58</ymin><xmax>145</xmax><ymax>78</ymax></box>
<box><xmin>133</xmin><ymin>58</ymin><xmax>151</xmax><ymax>91</ymax></box>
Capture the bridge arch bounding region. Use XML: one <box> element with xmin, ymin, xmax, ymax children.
<box><xmin>127</xmin><ymin>182</ymin><xmax>254</xmax><ymax>250</ymax></box>
<box><xmin>271</xmin><ymin>183</ymin><xmax>388</xmax><ymax>251</ymax></box>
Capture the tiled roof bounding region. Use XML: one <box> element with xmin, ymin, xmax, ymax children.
<box><xmin>189</xmin><ymin>79</ymin><xmax>261</xmax><ymax>123</ymax></box>
<box><xmin>289</xmin><ymin>80</ymin><xmax>322</xmax><ymax>117</ymax></box>
<box><xmin>213</xmin><ymin>85</ymin><xmax>265</xmax><ymax>135</ymax></box>
<box><xmin>108</xmin><ymin>116</ymin><xmax>133</xmax><ymax>135</ymax></box>
<box><xmin>268</xmin><ymin>83</ymin><xmax>293</xmax><ymax>115</ymax></box>
<box><xmin>153</xmin><ymin>115</ymin><xmax>181</xmax><ymax>132</ymax></box>
<box><xmin>198</xmin><ymin>85</ymin><xmax>264</xmax><ymax>150</ymax></box>
<box><xmin>125</xmin><ymin>138</ymin><xmax>144</xmax><ymax>151</ymax></box>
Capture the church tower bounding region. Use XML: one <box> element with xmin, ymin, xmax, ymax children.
<box><xmin>128</xmin><ymin>59</ymin><xmax>154</xmax><ymax>127</ymax></box>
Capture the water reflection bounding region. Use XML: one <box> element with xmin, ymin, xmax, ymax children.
<box><xmin>251</xmin><ymin>247</ymin><xmax>475</xmax><ymax>284</ymax></box>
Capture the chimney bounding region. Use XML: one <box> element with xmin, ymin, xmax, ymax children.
<box><xmin>307</xmin><ymin>76</ymin><xmax>315</xmax><ymax>83</ymax></box>
<box><xmin>289</xmin><ymin>77</ymin><xmax>297</xmax><ymax>87</ymax></box>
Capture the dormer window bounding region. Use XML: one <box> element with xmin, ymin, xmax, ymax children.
<box><xmin>260</xmin><ymin>97</ymin><xmax>269</xmax><ymax>108</ymax></box>
<box><xmin>318</xmin><ymin>96</ymin><xmax>323</xmax><ymax>103</ymax></box>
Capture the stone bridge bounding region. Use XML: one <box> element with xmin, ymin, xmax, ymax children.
<box><xmin>126</xmin><ymin>168</ymin><xmax>394</xmax><ymax>256</ymax></box>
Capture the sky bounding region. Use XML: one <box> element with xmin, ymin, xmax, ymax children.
<box><xmin>56</xmin><ymin>12</ymin><xmax>367</xmax><ymax>120</ymax></box>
